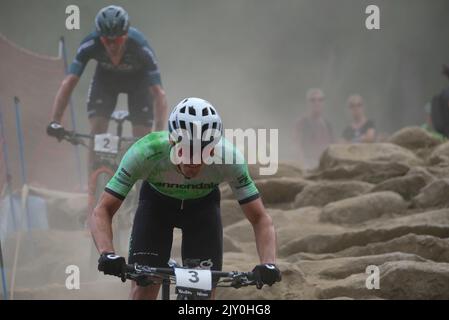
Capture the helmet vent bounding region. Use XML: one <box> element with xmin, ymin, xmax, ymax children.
<box><xmin>115</xmin><ymin>11</ymin><xmax>121</xmax><ymax>17</ymax></box>
<box><xmin>180</xmin><ymin>106</ymin><xmax>186</xmax><ymax>113</ymax></box>
<box><xmin>202</xmin><ymin>108</ymin><xmax>209</xmax><ymax>116</ymax></box>
<box><xmin>171</xmin><ymin>121</ymin><xmax>177</xmax><ymax>130</ymax></box>
<box><xmin>179</xmin><ymin>120</ymin><xmax>186</xmax><ymax>129</ymax></box>
<box><xmin>209</xmin><ymin>107</ymin><xmax>216</xmax><ymax>115</ymax></box>
<box><xmin>212</xmin><ymin>122</ymin><xmax>217</xmax><ymax>129</ymax></box>
<box><xmin>188</xmin><ymin>106</ymin><xmax>196</xmax><ymax>116</ymax></box>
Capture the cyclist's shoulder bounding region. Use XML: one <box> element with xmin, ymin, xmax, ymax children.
<box><xmin>76</xmin><ymin>31</ymin><xmax>101</xmax><ymax>53</ymax></box>
<box><xmin>131</xmin><ymin>131</ymin><xmax>170</xmax><ymax>158</ymax></box>
<box><xmin>221</xmin><ymin>137</ymin><xmax>245</xmax><ymax>160</ymax></box>
<box><xmin>214</xmin><ymin>137</ymin><xmax>248</xmax><ymax>172</ymax></box>
<box><xmin>127</xmin><ymin>27</ymin><xmax>150</xmax><ymax>47</ymax></box>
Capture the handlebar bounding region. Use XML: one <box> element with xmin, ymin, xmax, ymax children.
<box><xmin>61</xmin><ymin>129</ymin><xmax>137</xmax><ymax>147</ymax></box>
<box><xmin>122</xmin><ymin>263</ymin><xmax>256</xmax><ymax>289</ymax></box>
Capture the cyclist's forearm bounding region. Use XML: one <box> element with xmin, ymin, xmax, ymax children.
<box><xmin>51</xmin><ymin>74</ymin><xmax>79</xmax><ymax>123</ymax></box>
<box><xmin>253</xmin><ymin>215</ymin><xmax>277</xmax><ymax>264</ymax></box>
<box><xmin>241</xmin><ymin>198</ymin><xmax>277</xmax><ymax>264</ymax></box>
<box><xmin>89</xmin><ymin>192</ymin><xmax>122</xmax><ymax>253</ymax></box>
<box><xmin>90</xmin><ymin>206</ymin><xmax>115</xmax><ymax>253</ymax></box>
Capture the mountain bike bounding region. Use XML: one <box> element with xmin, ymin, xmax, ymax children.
<box><xmin>120</xmin><ymin>260</ymin><xmax>258</xmax><ymax>300</ymax></box>
<box><xmin>61</xmin><ymin>110</ymin><xmax>138</xmax><ymax>278</ymax></box>
<box><xmin>61</xmin><ymin>110</ymin><xmax>137</xmax><ymax>213</ymax></box>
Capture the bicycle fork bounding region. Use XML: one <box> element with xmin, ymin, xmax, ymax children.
<box><xmin>161</xmin><ymin>278</ymin><xmax>170</xmax><ymax>300</ymax></box>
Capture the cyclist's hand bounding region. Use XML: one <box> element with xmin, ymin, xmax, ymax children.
<box><xmin>98</xmin><ymin>252</ymin><xmax>126</xmax><ymax>279</ymax></box>
<box><xmin>46</xmin><ymin>121</ymin><xmax>65</xmax><ymax>141</ymax></box>
<box><xmin>252</xmin><ymin>264</ymin><xmax>281</xmax><ymax>289</ymax></box>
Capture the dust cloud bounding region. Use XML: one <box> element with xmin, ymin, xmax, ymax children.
<box><xmin>1</xmin><ymin>1</ymin><xmax>449</xmax><ymax>299</ymax></box>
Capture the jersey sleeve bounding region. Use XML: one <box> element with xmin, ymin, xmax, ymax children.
<box><xmin>130</xmin><ymin>28</ymin><xmax>162</xmax><ymax>86</ymax></box>
<box><xmin>141</xmin><ymin>43</ymin><xmax>162</xmax><ymax>86</ymax></box>
<box><xmin>105</xmin><ymin>144</ymin><xmax>145</xmax><ymax>200</ymax></box>
<box><xmin>68</xmin><ymin>34</ymin><xmax>96</xmax><ymax>77</ymax></box>
<box><xmin>224</xmin><ymin>144</ymin><xmax>260</xmax><ymax>204</ymax></box>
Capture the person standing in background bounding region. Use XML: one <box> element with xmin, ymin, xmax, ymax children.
<box><xmin>295</xmin><ymin>88</ymin><xmax>334</xmax><ymax>170</ymax></box>
<box><xmin>421</xmin><ymin>102</ymin><xmax>446</xmax><ymax>142</ymax></box>
<box><xmin>341</xmin><ymin>95</ymin><xmax>376</xmax><ymax>143</ymax></box>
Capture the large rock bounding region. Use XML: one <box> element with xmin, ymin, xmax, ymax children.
<box><xmin>379</xmin><ymin>261</ymin><xmax>449</xmax><ymax>299</ymax></box>
<box><xmin>317</xmin><ymin>261</ymin><xmax>449</xmax><ymax>300</ymax></box>
<box><xmin>280</xmin><ymin>209</ymin><xmax>449</xmax><ymax>256</ymax></box>
<box><xmin>428</xmin><ymin>141</ymin><xmax>449</xmax><ymax>165</ymax></box>
<box><xmin>293</xmin><ymin>181</ymin><xmax>373</xmax><ymax>208</ymax></box>
<box><xmin>406</xmin><ymin>166</ymin><xmax>436</xmax><ymax>184</ymax></box>
<box><xmin>316</xmin><ymin>252</ymin><xmax>427</xmax><ymax>279</ymax></box>
<box><xmin>319</xmin><ymin>143</ymin><xmax>423</xmax><ymax>169</ymax></box>
<box><xmin>388</xmin><ymin>126</ymin><xmax>441</xmax><ymax>150</ymax></box>
<box><xmin>371</xmin><ymin>174</ymin><xmax>427</xmax><ymax>200</ymax></box>
<box><xmin>316</xmin><ymin>273</ymin><xmax>376</xmax><ymax>299</ymax></box>
<box><xmin>255</xmin><ymin>177</ymin><xmax>310</xmax><ymax>205</ymax></box>
<box><xmin>336</xmin><ymin>234</ymin><xmax>449</xmax><ymax>262</ymax></box>
<box><xmin>249</xmin><ymin>162</ymin><xmax>302</xmax><ymax>180</ymax></box>
<box><xmin>311</xmin><ymin>143</ymin><xmax>423</xmax><ymax>184</ymax></box>
<box><xmin>312</xmin><ymin>161</ymin><xmax>412</xmax><ymax>184</ymax></box>
<box><xmin>412</xmin><ymin>179</ymin><xmax>449</xmax><ymax>209</ymax></box>
<box><xmin>320</xmin><ymin>191</ymin><xmax>407</xmax><ymax>224</ymax></box>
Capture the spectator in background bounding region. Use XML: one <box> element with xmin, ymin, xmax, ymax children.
<box><xmin>341</xmin><ymin>95</ymin><xmax>376</xmax><ymax>143</ymax></box>
<box><xmin>295</xmin><ymin>88</ymin><xmax>334</xmax><ymax>170</ymax></box>
<box><xmin>422</xmin><ymin>102</ymin><xmax>447</xmax><ymax>141</ymax></box>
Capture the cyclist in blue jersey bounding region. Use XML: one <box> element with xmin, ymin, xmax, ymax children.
<box><xmin>47</xmin><ymin>5</ymin><xmax>168</xmax><ymax>169</ymax></box>
<box><xmin>90</xmin><ymin>97</ymin><xmax>281</xmax><ymax>299</ymax></box>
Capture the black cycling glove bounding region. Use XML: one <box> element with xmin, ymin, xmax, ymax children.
<box><xmin>46</xmin><ymin>121</ymin><xmax>65</xmax><ymax>141</ymax></box>
<box><xmin>98</xmin><ymin>252</ymin><xmax>126</xmax><ymax>279</ymax></box>
<box><xmin>252</xmin><ymin>263</ymin><xmax>282</xmax><ymax>289</ymax></box>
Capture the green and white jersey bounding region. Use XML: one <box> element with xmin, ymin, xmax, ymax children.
<box><xmin>105</xmin><ymin>131</ymin><xmax>260</xmax><ymax>204</ymax></box>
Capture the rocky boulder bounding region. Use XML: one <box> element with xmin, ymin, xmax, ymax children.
<box><xmin>388</xmin><ymin>126</ymin><xmax>441</xmax><ymax>150</ymax></box>
<box><xmin>255</xmin><ymin>177</ymin><xmax>310</xmax><ymax>205</ymax></box>
<box><xmin>371</xmin><ymin>174</ymin><xmax>427</xmax><ymax>200</ymax></box>
<box><xmin>320</xmin><ymin>191</ymin><xmax>408</xmax><ymax>224</ymax></box>
<box><xmin>412</xmin><ymin>179</ymin><xmax>449</xmax><ymax>209</ymax></box>
<box><xmin>293</xmin><ymin>181</ymin><xmax>373</xmax><ymax>208</ymax></box>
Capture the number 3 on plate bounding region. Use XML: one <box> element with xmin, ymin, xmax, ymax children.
<box><xmin>175</xmin><ymin>268</ymin><xmax>212</xmax><ymax>291</ymax></box>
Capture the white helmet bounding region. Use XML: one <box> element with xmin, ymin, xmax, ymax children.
<box><xmin>168</xmin><ymin>97</ymin><xmax>223</xmax><ymax>148</ymax></box>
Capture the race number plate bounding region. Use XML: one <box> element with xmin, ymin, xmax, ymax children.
<box><xmin>174</xmin><ymin>268</ymin><xmax>212</xmax><ymax>291</ymax></box>
<box><xmin>94</xmin><ymin>134</ymin><xmax>119</xmax><ymax>154</ymax></box>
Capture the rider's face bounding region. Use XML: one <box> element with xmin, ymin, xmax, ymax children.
<box><xmin>100</xmin><ymin>35</ymin><xmax>127</xmax><ymax>56</ymax></box>
<box><xmin>179</xmin><ymin>163</ymin><xmax>203</xmax><ymax>178</ymax></box>
<box><xmin>176</xmin><ymin>146</ymin><xmax>215</xmax><ymax>178</ymax></box>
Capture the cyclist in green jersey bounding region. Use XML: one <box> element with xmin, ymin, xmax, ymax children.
<box><xmin>90</xmin><ymin>97</ymin><xmax>281</xmax><ymax>299</ymax></box>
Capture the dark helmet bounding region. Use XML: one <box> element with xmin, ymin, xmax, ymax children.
<box><xmin>95</xmin><ymin>5</ymin><xmax>130</xmax><ymax>38</ymax></box>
